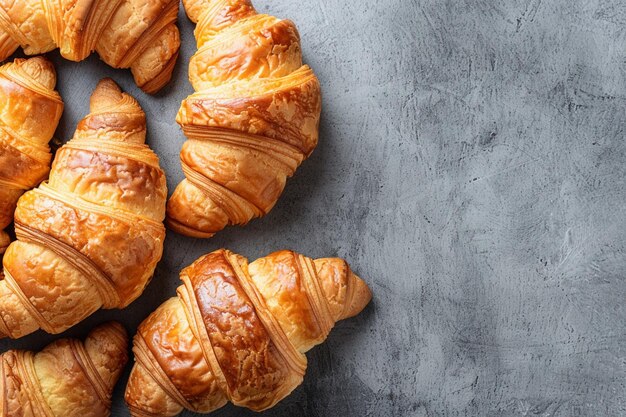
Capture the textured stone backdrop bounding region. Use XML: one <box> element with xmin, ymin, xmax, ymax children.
<box><xmin>1</xmin><ymin>0</ymin><xmax>625</xmax><ymax>416</ymax></box>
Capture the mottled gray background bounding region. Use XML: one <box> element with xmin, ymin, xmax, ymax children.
<box><xmin>1</xmin><ymin>0</ymin><xmax>626</xmax><ymax>416</ymax></box>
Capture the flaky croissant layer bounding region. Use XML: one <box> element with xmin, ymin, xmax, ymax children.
<box><xmin>0</xmin><ymin>322</ymin><xmax>128</xmax><ymax>417</ymax></box>
<box><xmin>0</xmin><ymin>78</ymin><xmax>167</xmax><ymax>340</ymax></box>
<box><xmin>0</xmin><ymin>56</ymin><xmax>63</xmax><ymax>254</ymax></box>
<box><xmin>166</xmin><ymin>0</ymin><xmax>322</xmax><ymax>238</ymax></box>
<box><xmin>125</xmin><ymin>249</ymin><xmax>371</xmax><ymax>416</ymax></box>
<box><xmin>0</xmin><ymin>0</ymin><xmax>181</xmax><ymax>93</ymax></box>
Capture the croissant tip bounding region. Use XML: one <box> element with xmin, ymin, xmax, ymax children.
<box><xmin>89</xmin><ymin>78</ymin><xmax>131</xmax><ymax>113</ymax></box>
<box><xmin>137</xmin><ymin>51</ymin><xmax>180</xmax><ymax>95</ymax></box>
<box><xmin>90</xmin><ymin>321</ymin><xmax>129</xmax><ymax>346</ymax></box>
<box><xmin>95</xmin><ymin>78</ymin><xmax>122</xmax><ymax>94</ymax></box>
<box><xmin>127</xmin><ymin>405</ymin><xmax>163</xmax><ymax>417</ymax></box>
<box><xmin>165</xmin><ymin>216</ymin><xmax>215</xmax><ymax>239</ymax></box>
<box><xmin>181</xmin><ymin>0</ymin><xmax>203</xmax><ymax>23</ymax></box>
<box><xmin>342</xmin><ymin>272</ymin><xmax>372</xmax><ymax>320</ymax></box>
<box><xmin>98</xmin><ymin>320</ymin><xmax>126</xmax><ymax>332</ymax></box>
<box><xmin>16</xmin><ymin>56</ymin><xmax>57</xmax><ymax>90</ymax></box>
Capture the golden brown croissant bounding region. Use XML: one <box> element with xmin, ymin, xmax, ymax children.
<box><xmin>166</xmin><ymin>0</ymin><xmax>322</xmax><ymax>238</ymax></box>
<box><xmin>0</xmin><ymin>0</ymin><xmax>180</xmax><ymax>93</ymax></box>
<box><xmin>0</xmin><ymin>321</ymin><xmax>128</xmax><ymax>417</ymax></box>
<box><xmin>125</xmin><ymin>248</ymin><xmax>371</xmax><ymax>416</ymax></box>
<box><xmin>0</xmin><ymin>78</ymin><xmax>167</xmax><ymax>339</ymax></box>
<box><xmin>0</xmin><ymin>56</ymin><xmax>63</xmax><ymax>254</ymax></box>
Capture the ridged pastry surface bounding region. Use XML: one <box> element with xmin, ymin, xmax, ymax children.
<box><xmin>0</xmin><ymin>78</ymin><xmax>167</xmax><ymax>339</ymax></box>
<box><xmin>166</xmin><ymin>0</ymin><xmax>322</xmax><ymax>238</ymax></box>
<box><xmin>125</xmin><ymin>248</ymin><xmax>371</xmax><ymax>416</ymax></box>
<box><xmin>0</xmin><ymin>56</ymin><xmax>63</xmax><ymax>254</ymax></box>
<box><xmin>0</xmin><ymin>321</ymin><xmax>128</xmax><ymax>417</ymax></box>
<box><xmin>0</xmin><ymin>0</ymin><xmax>181</xmax><ymax>93</ymax></box>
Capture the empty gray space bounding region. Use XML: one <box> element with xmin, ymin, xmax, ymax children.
<box><xmin>1</xmin><ymin>0</ymin><xmax>625</xmax><ymax>416</ymax></box>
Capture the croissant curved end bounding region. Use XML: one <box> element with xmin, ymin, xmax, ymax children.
<box><xmin>85</xmin><ymin>321</ymin><xmax>129</xmax><ymax>391</ymax></box>
<box><xmin>181</xmin><ymin>0</ymin><xmax>206</xmax><ymax>23</ymax></box>
<box><xmin>342</xmin><ymin>272</ymin><xmax>373</xmax><ymax>320</ymax></box>
<box><xmin>131</xmin><ymin>24</ymin><xmax>181</xmax><ymax>95</ymax></box>
<box><xmin>165</xmin><ymin>216</ymin><xmax>215</xmax><ymax>239</ymax></box>
<box><xmin>133</xmin><ymin>50</ymin><xmax>179</xmax><ymax>95</ymax></box>
<box><xmin>88</xmin><ymin>321</ymin><xmax>128</xmax><ymax>348</ymax></box>
<box><xmin>89</xmin><ymin>78</ymin><xmax>133</xmax><ymax>112</ymax></box>
<box><xmin>14</xmin><ymin>57</ymin><xmax>57</xmax><ymax>90</ymax></box>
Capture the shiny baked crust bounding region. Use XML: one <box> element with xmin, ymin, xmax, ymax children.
<box><xmin>0</xmin><ymin>56</ymin><xmax>63</xmax><ymax>254</ymax></box>
<box><xmin>166</xmin><ymin>0</ymin><xmax>322</xmax><ymax>238</ymax></box>
<box><xmin>0</xmin><ymin>0</ymin><xmax>181</xmax><ymax>93</ymax></box>
<box><xmin>125</xmin><ymin>248</ymin><xmax>371</xmax><ymax>416</ymax></box>
<box><xmin>0</xmin><ymin>321</ymin><xmax>128</xmax><ymax>417</ymax></box>
<box><xmin>0</xmin><ymin>78</ymin><xmax>167</xmax><ymax>339</ymax></box>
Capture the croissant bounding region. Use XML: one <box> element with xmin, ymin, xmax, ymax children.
<box><xmin>0</xmin><ymin>78</ymin><xmax>167</xmax><ymax>339</ymax></box>
<box><xmin>166</xmin><ymin>0</ymin><xmax>322</xmax><ymax>238</ymax></box>
<box><xmin>125</xmin><ymin>248</ymin><xmax>371</xmax><ymax>416</ymax></box>
<box><xmin>0</xmin><ymin>0</ymin><xmax>180</xmax><ymax>93</ymax></box>
<box><xmin>0</xmin><ymin>321</ymin><xmax>128</xmax><ymax>417</ymax></box>
<box><xmin>0</xmin><ymin>57</ymin><xmax>63</xmax><ymax>254</ymax></box>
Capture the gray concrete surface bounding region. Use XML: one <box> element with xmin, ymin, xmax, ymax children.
<box><xmin>1</xmin><ymin>0</ymin><xmax>625</xmax><ymax>416</ymax></box>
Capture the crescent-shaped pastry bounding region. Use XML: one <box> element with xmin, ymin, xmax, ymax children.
<box><xmin>166</xmin><ymin>0</ymin><xmax>322</xmax><ymax>237</ymax></box>
<box><xmin>0</xmin><ymin>56</ymin><xmax>63</xmax><ymax>254</ymax></box>
<box><xmin>0</xmin><ymin>78</ymin><xmax>167</xmax><ymax>339</ymax></box>
<box><xmin>0</xmin><ymin>322</ymin><xmax>128</xmax><ymax>417</ymax></box>
<box><xmin>0</xmin><ymin>0</ymin><xmax>181</xmax><ymax>93</ymax></box>
<box><xmin>125</xmin><ymin>248</ymin><xmax>371</xmax><ymax>416</ymax></box>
